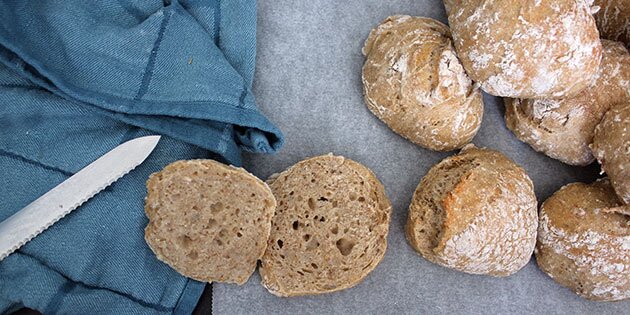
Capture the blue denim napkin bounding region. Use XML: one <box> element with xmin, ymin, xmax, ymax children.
<box><xmin>0</xmin><ymin>0</ymin><xmax>282</xmax><ymax>314</ymax></box>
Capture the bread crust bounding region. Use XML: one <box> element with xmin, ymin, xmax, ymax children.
<box><xmin>260</xmin><ymin>154</ymin><xmax>391</xmax><ymax>297</ymax></box>
<box><xmin>362</xmin><ymin>15</ymin><xmax>483</xmax><ymax>151</ymax></box>
<box><xmin>535</xmin><ymin>179</ymin><xmax>630</xmax><ymax>301</ymax></box>
<box><xmin>594</xmin><ymin>0</ymin><xmax>630</xmax><ymax>47</ymax></box>
<box><xmin>592</xmin><ymin>102</ymin><xmax>630</xmax><ymax>204</ymax></box>
<box><xmin>144</xmin><ymin>160</ymin><xmax>276</xmax><ymax>284</ymax></box>
<box><xmin>444</xmin><ymin>0</ymin><xmax>602</xmax><ymax>98</ymax></box>
<box><xmin>505</xmin><ymin>40</ymin><xmax>630</xmax><ymax>166</ymax></box>
<box><xmin>406</xmin><ymin>145</ymin><xmax>538</xmax><ymax>276</ymax></box>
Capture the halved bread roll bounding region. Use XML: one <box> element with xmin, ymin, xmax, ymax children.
<box><xmin>144</xmin><ymin>160</ymin><xmax>276</xmax><ymax>284</ymax></box>
<box><xmin>260</xmin><ymin>154</ymin><xmax>391</xmax><ymax>297</ymax></box>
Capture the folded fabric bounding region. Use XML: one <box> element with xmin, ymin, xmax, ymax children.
<box><xmin>0</xmin><ymin>1</ymin><xmax>282</xmax><ymax>314</ymax></box>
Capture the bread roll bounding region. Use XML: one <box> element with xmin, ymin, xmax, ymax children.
<box><xmin>260</xmin><ymin>154</ymin><xmax>391</xmax><ymax>296</ymax></box>
<box><xmin>444</xmin><ymin>0</ymin><xmax>602</xmax><ymax>99</ymax></box>
<box><xmin>592</xmin><ymin>102</ymin><xmax>630</xmax><ymax>204</ymax></box>
<box><xmin>406</xmin><ymin>145</ymin><xmax>538</xmax><ymax>276</ymax></box>
<box><xmin>594</xmin><ymin>0</ymin><xmax>630</xmax><ymax>47</ymax></box>
<box><xmin>536</xmin><ymin>179</ymin><xmax>629</xmax><ymax>301</ymax></box>
<box><xmin>505</xmin><ymin>40</ymin><xmax>630</xmax><ymax>166</ymax></box>
<box><xmin>362</xmin><ymin>15</ymin><xmax>483</xmax><ymax>151</ymax></box>
<box><xmin>144</xmin><ymin>160</ymin><xmax>276</xmax><ymax>284</ymax></box>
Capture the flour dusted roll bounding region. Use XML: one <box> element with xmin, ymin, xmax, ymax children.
<box><xmin>505</xmin><ymin>40</ymin><xmax>630</xmax><ymax>166</ymax></box>
<box><xmin>592</xmin><ymin>102</ymin><xmax>630</xmax><ymax>204</ymax></box>
<box><xmin>406</xmin><ymin>145</ymin><xmax>538</xmax><ymax>276</ymax></box>
<box><xmin>444</xmin><ymin>0</ymin><xmax>602</xmax><ymax>99</ymax></box>
<box><xmin>594</xmin><ymin>0</ymin><xmax>630</xmax><ymax>47</ymax></box>
<box><xmin>362</xmin><ymin>16</ymin><xmax>483</xmax><ymax>151</ymax></box>
<box><xmin>536</xmin><ymin>179</ymin><xmax>630</xmax><ymax>301</ymax></box>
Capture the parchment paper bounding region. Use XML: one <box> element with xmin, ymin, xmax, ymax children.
<box><xmin>214</xmin><ymin>1</ymin><xmax>629</xmax><ymax>313</ymax></box>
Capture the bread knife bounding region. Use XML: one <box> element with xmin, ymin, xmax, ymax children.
<box><xmin>0</xmin><ymin>135</ymin><xmax>161</xmax><ymax>261</ymax></box>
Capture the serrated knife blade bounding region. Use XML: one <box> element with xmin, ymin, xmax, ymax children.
<box><xmin>0</xmin><ymin>135</ymin><xmax>161</xmax><ymax>261</ymax></box>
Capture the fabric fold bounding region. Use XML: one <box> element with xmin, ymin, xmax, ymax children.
<box><xmin>0</xmin><ymin>0</ymin><xmax>281</xmax><ymax>313</ymax></box>
<box><xmin>0</xmin><ymin>0</ymin><xmax>283</xmax><ymax>163</ymax></box>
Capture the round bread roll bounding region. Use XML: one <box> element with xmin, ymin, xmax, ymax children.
<box><xmin>260</xmin><ymin>154</ymin><xmax>391</xmax><ymax>296</ymax></box>
<box><xmin>406</xmin><ymin>145</ymin><xmax>538</xmax><ymax>277</ymax></box>
<box><xmin>594</xmin><ymin>0</ymin><xmax>630</xmax><ymax>47</ymax></box>
<box><xmin>505</xmin><ymin>40</ymin><xmax>630</xmax><ymax>166</ymax></box>
<box><xmin>444</xmin><ymin>0</ymin><xmax>602</xmax><ymax>99</ymax></box>
<box><xmin>362</xmin><ymin>15</ymin><xmax>483</xmax><ymax>151</ymax></box>
<box><xmin>592</xmin><ymin>102</ymin><xmax>630</xmax><ymax>204</ymax></box>
<box><xmin>536</xmin><ymin>179</ymin><xmax>629</xmax><ymax>301</ymax></box>
<box><xmin>144</xmin><ymin>160</ymin><xmax>276</xmax><ymax>284</ymax></box>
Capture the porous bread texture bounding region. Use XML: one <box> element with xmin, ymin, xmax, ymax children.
<box><xmin>362</xmin><ymin>15</ymin><xmax>483</xmax><ymax>151</ymax></box>
<box><xmin>444</xmin><ymin>0</ymin><xmax>602</xmax><ymax>99</ymax></box>
<box><xmin>594</xmin><ymin>0</ymin><xmax>630</xmax><ymax>47</ymax></box>
<box><xmin>144</xmin><ymin>160</ymin><xmax>276</xmax><ymax>284</ymax></box>
<box><xmin>504</xmin><ymin>40</ymin><xmax>630</xmax><ymax>166</ymax></box>
<box><xmin>535</xmin><ymin>179</ymin><xmax>630</xmax><ymax>301</ymax></box>
<box><xmin>592</xmin><ymin>102</ymin><xmax>630</xmax><ymax>204</ymax></box>
<box><xmin>406</xmin><ymin>145</ymin><xmax>538</xmax><ymax>277</ymax></box>
<box><xmin>260</xmin><ymin>154</ymin><xmax>391</xmax><ymax>297</ymax></box>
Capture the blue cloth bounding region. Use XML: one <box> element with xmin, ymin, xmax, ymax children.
<box><xmin>0</xmin><ymin>0</ymin><xmax>283</xmax><ymax>314</ymax></box>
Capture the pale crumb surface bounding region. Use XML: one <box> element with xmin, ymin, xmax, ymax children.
<box><xmin>144</xmin><ymin>160</ymin><xmax>276</xmax><ymax>284</ymax></box>
<box><xmin>260</xmin><ymin>154</ymin><xmax>392</xmax><ymax>297</ymax></box>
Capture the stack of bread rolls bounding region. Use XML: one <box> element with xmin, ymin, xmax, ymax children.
<box><xmin>140</xmin><ymin>0</ymin><xmax>628</xmax><ymax>303</ymax></box>
<box><xmin>361</xmin><ymin>0</ymin><xmax>628</xmax><ymax>302</ymax></box>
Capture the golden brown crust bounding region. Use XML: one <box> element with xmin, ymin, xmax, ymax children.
<box><xmin>594</xmin><ymin>0</ymin><xmax>630</xmax><ymax>47</ymax></box>
<box><xmin>505</xmin><ymin>40</ymin><xmax>630</xmax><ymax>165</ymax></box>
<box><xmin>144</xmin><ymin>160</ymin><xmax>276</xmax><ymax>284</ymax></box>
<box><xmin>406</xmin><ymin>145</ymin><xmax>538</xmax><ymax>277</ymax></box>
<box><xmin>362</xmin><ymin>15</ymin><xmax>483</xmax><ymax>151</ymax></box>
<box><xmin>444</xmin><ymin>0</ymin><xmax>602</xmax><ymax>98</ymax></box>
<box><xmin>535</xmin><ymin>179</ymin><xmax>630</xmax><ymax>301</ymax></box>
<box><xmin>592</xmin><ymin>102</ymin><xmax>630</xmax><ymax>204</ymax></box>
<box><xmin>260</xmin><ymin>154</ymin><xmax>391</xmax><ymax>297</ymax></box>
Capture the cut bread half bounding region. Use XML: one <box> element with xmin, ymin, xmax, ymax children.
<box><xmin>260</xmin><ymin>154</ymin><xmax>391</xmax><ymax>296</ymax></box>
<box><xmin>144</xmin><ymin>159</ymin><xmax>276</xmax><ymax>284</ymax></box>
